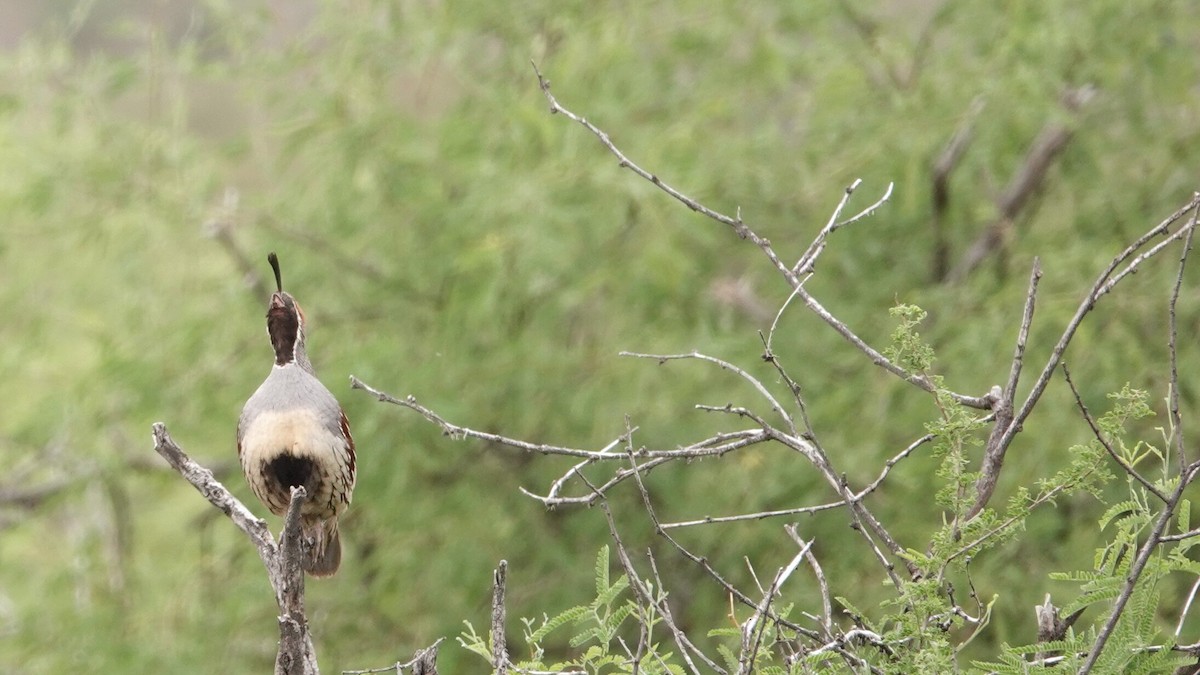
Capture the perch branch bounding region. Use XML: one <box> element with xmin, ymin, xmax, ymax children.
<box><xmin>151</xmin><ymin>423</ymin><xmax>319</xmax><ymax>674</ymax></box>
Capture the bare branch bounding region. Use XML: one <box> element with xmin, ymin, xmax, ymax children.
<box><xmin>739</xmin><ymin>541</ymin><xmax>811</xmax><ymax>675</ymax></box>
<box><xmin>662</xmin><ymin>433</ymin><xmax>935</xmax><ymax>529</ymax></box>
<box><xmin>351</xmin><ymin>376</ymin><xmax>638</xmax><ymax>460</ymax></box>
<box><xmin>151</xmin><ymin>423</ymin><xmax>320</xmax><ymax>674</ymax></box>
<box><xmin>531</xmin><ymin>62</ymin><xmax>995</xmax><ymax>411</ymax></box>
<box><xmin>600</xmin><ymin>496</ymin><xmax>722</xmax><ymax>675</ymax></box>
<box><xmin>967</xmin><ymin>258</ymin><xmax>1040</xmax><ymax>520</ymax></box>
<box><xmin>152</xmin><ymin>423</ymin><xmax>276</xmax><ymax>564</ymax></box>
<box><xmin>966</xmin><ymin>194</ymin><xmax>1200</xmax><ymax>519</ymax></box>
<box><xmin>619</xmin><ymin>447</ymin><xmax>820</xmax><ymax>641</ymax></box>
<box><xmin>620</xmin><ymin>350</ymin><xmax>796</xmax><ymax>436</ymax></box>
<box><xmin>794</xmin><ymin>178</ymin><xmax>894</xmax><ymax>276</ymax></box>
<box><xmin>786</xmin><ymin>525</ymin><xmax>832</xmax><ymax>636</ymax></box>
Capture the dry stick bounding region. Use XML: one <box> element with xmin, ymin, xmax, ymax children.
<box><xmin>530</xmin><ymin>62</ymin><xmax>995</xmax><ymax>411</ymax></box>
<box><xmin>644</xmin><ymin>547</ymin><xmax>725</xmax><ymax>675</ymax></box>
<box><xmin>491</xmin><ymin>561</ymin><xmax>509</xmax><ymax>675</ymax></box>
<box><xmin>965</xmin><ymin>258</ymin><xmax>1040</xmax><ymax>521</ymax></box>
<box><xmin>521</xmin><ymin>436</ymin><xmax>773</xmax><ymax>506</ymax></box>
<box><xmin>1167</xmin><ymin>201</ymin><xmax>1200</xmax><ymax>470</ymax></box>
<box><xmin>618</xmin><ymin>448</ymin><xmax>821</xmax><ymax>642</ymax></box>
<box><xmin>355</xmin><ymin>374</ymin><xmax>784</xmax><ymax>507</ymax></box>
<box><xmin>757</xmin><ymin>331</ymin><xmax>818</xmax><ymax>445</ymax></box>
<box><xmin>1061</xmin><ymin>364</ymin><xmax>1167</xmax><ymax>503</ymax></box>
<box><xmin>739</xmin><ymin>543</ymin><xmax>811</xmax><ymax>675</ymax></box>
<box><xmin>663</xmin><ymin>433</ymin><xmax>936</xmax><ymax>529</ymax></box>
<box><xmin>795</xmin><ymin>178</ymin><xmax>895</xmax><ymax>276</ymax></box>
<box><xmin>1176</xmin><ymin>577</ymin><xmax>1200</xmax><ymax>641</ymax></box>
<box><xmin>617</xmin><ymin>452</ymin><xmax>881</xmax><ymax>674</ymax></box>
<box><xmin>351</xmin><ymin>376</ymin><xmax>638</xmax><ymax>461</ymax></box>
<box><xmin>965</xmin><ymin>194</ymin><xmax>1200</xmax><ymax>520</ymax></box>
<box><xmin>620</xmin><ymin>351</ymin><xmax>797</xmax><ymax>436</ymax></box>
<box><xmin>766</xmin><ymin>426</ymin><xmax>916</xmax><ymax>584</ymax></box>
<box><xmin>785</xmin><ymin>524</ymin><xmax>833</xmax><ymax>638</ymax></box>
<box><xmin>614</xmin><ymin>347</ymin><xmax>913</xmax><ymax>581</ymax></box>
<box><xmin>151</xmin><ymin>423</ymin><xmax>319</xmax><ymax>675</ymax></box>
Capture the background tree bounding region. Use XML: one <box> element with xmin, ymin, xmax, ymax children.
<box><xmin>1</xmin><ymin>1</ymin><xmax>1199</xmax><ymax>672</ymax></box>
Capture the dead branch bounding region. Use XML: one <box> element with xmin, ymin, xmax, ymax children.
<box><xmin>491</xmin><ymin>561</ymin><xmax>508</xmax><ymax>675</ymax></box>
<box><xmin>152</xmin><ymin>422</ymin><xmax>319</xmax><ymax>674</ymax></box>
<box><xmin>530</xmin><ymin>61</ymin><xmax>995</xmax><ymax>411</ymax></box>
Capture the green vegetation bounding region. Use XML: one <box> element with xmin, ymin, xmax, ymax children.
<box><xmin>2</xmin><ymin>1</ymin><xmax>1199</xmax><ymax>672</ymax></box>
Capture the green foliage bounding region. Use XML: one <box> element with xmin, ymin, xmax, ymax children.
<box><xmin>976</xmin><ymin>386</ymin><xmax>1196</xmax><ymax>674</ymax></box>
<box><xmin>2</xmin><ymin>1</ymin><xmax>1200</xmax><ymax>673</ymax></box>
<box><xmin>460</xmin><ymin>546</ymin><xmax>682</xmax><ymax>674</ymax></box>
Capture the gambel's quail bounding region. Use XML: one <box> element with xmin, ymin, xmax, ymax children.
<box><xmin>238</xmin><ymin>252</ymin><xmax>356</xmax><ymax>577</ymax></box>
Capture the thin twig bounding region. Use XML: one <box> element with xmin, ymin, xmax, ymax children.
<box><xmin>1167</xmin><ymin>198</ymin><xmax>1200</xmax><ymax>469</ymax></box>
<box><xmin>794</xmin><ymin>179</ymin><xmax>894</xmax><ymax>276</ymax></box>
<box><xmin>1062</xmin><ymin>364</ymin><xmax>1167</xmax><ymax>503</ymax></box>
<box><xmin>620</xmin><ymin>446</ymin><xmax>820</xmax><ymax>640</ymax></box>
<box><xmin>662</xmin><ymin>433</ymin><xmax>935</xmax><ymax>529</ymax></box>
<box><xmin>531</xmin><ymin>62</ymin><xmax>995</xmax><ymax>411</ymax></box>
<box><xmin>620</xmin><ymin>351</ymin><xmax>796</xmax><ymax>436</ymax></box>
<box><xmin>786</xmin><ymin>525</ymin><xmax>832</xmax><ymax>636</ymax></box>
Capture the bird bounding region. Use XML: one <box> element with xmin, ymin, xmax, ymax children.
<box><xmin>237</xmin><ymin>252</ymin><xmax>356</xmax><ymax>577</ymax></box>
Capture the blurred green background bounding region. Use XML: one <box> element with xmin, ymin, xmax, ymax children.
<box><xmin>2</xmin><ymin>0</ymin><xmax>1199</xmax><ymax>672</ymax></box>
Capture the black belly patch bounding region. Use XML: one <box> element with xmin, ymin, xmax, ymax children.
<box><xmin>268</xmin><ymin>454</ymin><xmax>315</xmax><ymax>492</ymax></box>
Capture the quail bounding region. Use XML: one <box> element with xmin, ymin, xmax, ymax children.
<box><xmin>238</xmin><ymin>252</ymin><xmax>356</xmax><ymax>577</ymax></box>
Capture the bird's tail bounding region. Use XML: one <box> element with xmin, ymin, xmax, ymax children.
<box><xmin>303</xmin><ymin>517</ymin><xmax>342</xmax><ymax>578</ymax></box>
